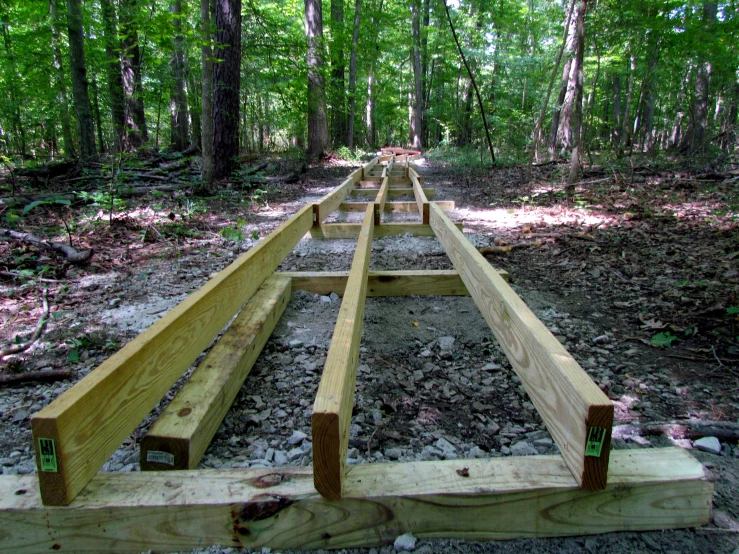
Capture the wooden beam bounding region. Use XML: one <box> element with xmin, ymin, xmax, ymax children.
<box><xmin>140</xmin><ymin>276</ymin><xmax>292</xmax><ymax>471</ymax></box>
<box><xmin>351</xmin><ymin>187</ymin><xmax>435</xmax><ymax>198</ymax></box>
<box><xmin>312</xmin><ymin>206</ymin><xmax>374</xmax><ymax>500</ymax></box>
<box><xmin>278</xmin><ymin>268</ymin><xmax>510</xmax><ymax>296</ymax></box>
<box><xmin>313</xmin><ymin>167</ymin><xmax>363</xmax><ymax>225</ymax></box>
<box><xmin>429</xmin><ymin>203</ymin><xmax>613</xmax><ymax>490</ymax></box>
<box><xmin>0</xmin><ymin>448</ymin><xmax>711</xmax><ymax>553</ymax></box>
<box><xmin>309</xmin><ymin>222</ymin><xmax>462</xmax><ymax>239</ymax></box>
<box><xmin>30</xmin><ymin>205</ymin><xmax>314</xmax><ymax>506</ymax></box>
<box><xmin>362</xmin><ymin>157</ymin><xmax>378</xmax><ymax>177</ymax></box>
<box><xmin>409</xmin><ymin>168</ymin><xmax>429</xmax><ymax>224</ymax></box>
<box><xmin>373</xmin><ymin>177</ymin><xmax>389</xmax><ymax>225</ymax></box>
<box><xmin>340</xmin><ymin>201</ymin><xmax>454</xmax><ymax>213</ymax></box>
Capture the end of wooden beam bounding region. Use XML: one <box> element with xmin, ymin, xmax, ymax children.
<box><xmin>311</xmin><ymin>412</ymin><xmax>342</xmax><ymax>500</ymax></box>
<box><xmin>140</xmin><ymin>437</ymin><xmax>190</xmax><ymax>471</ymax></box>
<box><xmin>580</xmin><ymin>403</ymin><xmax>615</xmax><ymax>490</ymax></box>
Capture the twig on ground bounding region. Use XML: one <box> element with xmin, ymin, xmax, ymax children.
<box><xmin>1</xmin><ymin>227</ymin><xmax>92</xmax><ymax>264</ymax></box>
<box><xmin>0</xmin><ymin>369</ymin><xmax>72</xmax><ymax>386</ymax></box>
<box><xmin>0</xmin><ymin>289</ymin><xmax>51</xmax><ymax>358</ymax></box>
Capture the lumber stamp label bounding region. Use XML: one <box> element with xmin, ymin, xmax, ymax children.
<box><xmin>585</xmin><ymin>427</ymin><xmax>606</xmax><ymax>457</ymax></box>
<box><xmin>38</xmin><ymin>438</ymin><xmax>58</xmax><ymax>472</ymax></box>
<box><xmin>146</xmin><ymin>450</ymin><xmax>175</xmax><ymax>466</ymax></box>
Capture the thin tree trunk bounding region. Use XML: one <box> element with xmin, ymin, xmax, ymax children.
<box><xmin>170</xmin><ymin>0</ymin><xmax>190</xmax><ymax>151</ymax></box>
<box><xmin>410</xmin><ymin>0</ymin><xmax>423</xmax><ymax>149</ymax></box>
<box><xmin>443</xmin><ymin>0</ymin><xmax>494</xmax><ymax>163</ymax></box>
<box><xmin>420</xmin><ymin>0</ymin><xmax>430</xmax><ymax>145</ymax></box>
<box><xmin>65</xmin><ymin>0</ymin><xmax>96</xmax><ymax>158</ymax></box>
<box><xmin>119</xmin><ymin>0</ymin><xmax>148</xmax><ymax>144</ymax></box>
<box><xmin>91</xmin><ymin>74</ymin><xmax>105</xmax><ymax>153</ymax></box>
<box><xmin>611</xmin><ymin>75</ymin><xmax>621</xmax><ymax>150</ymax></box>
<box><xmin>200</xmin><ymin>0</ymin><xmax>215</xmax><ymax>187</ymax></box>
<box><xmin>642</xmin><ymin>35</ymin><xmax>660</xmax><ymax>152</ymax></box>
<box><xmin>548</xmin><ymin>2</ymin><xmax>577</xmax><ymax>160</ymax></box>
<box><xmin>330</xmin><ymin>0</ymin><xmax>346</xmax><ymax>146</ymax></box>
<box><xmin>555</xmin><ymin>0</ymin><xmax>583</xmax><ymax>155</ymax></box>
<box><xmin>101</xmin><ymin>0</ymin><xmax>129</xmax><ymax>153</ymax></box>
<box><xmin>305</xmin><ymin>0</ymin><xmax>329</xmax><ymax>161</ymax></box>
<box><xmin>212</xmin><ymin>0</ymin><xmax>242</xmax><ymax>178</ymax></box>
<box><xmin>567</xmin><ymin>0</ymin><xmax>587</xmax><ymax>187</ymax></box>
<box><xmin>49</xmin><ymin>0</ymin><xmax>75</xmax><ymax>158</ymax></box>
<box><xmin>346</xmin><ymin>0</ymin><xmax>362</xmax><ymax>148</ymax></box>
<box><xmin>526</xmin><ymin>0</ymin><xmax>575</xmax><ymax>179</ymax></box>
<box><xmin>620</xmin><ymin>50</ymin><xmax>636</xmax><ymax>156</ymax></box>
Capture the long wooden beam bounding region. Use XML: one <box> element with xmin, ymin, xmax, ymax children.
<box><xmin>340</xmin><ymin>200</ymin><xmax>454</xmax><ymax>212</ymax></box>
<box><xmin>351</xmin><ymin>187</ymin><xmax>435</xmax><ymax>198</ymax></box>
<box><xmin>277</xmin><ymin>269</ymin><xmax>509</xmax><ymax>296</ymax></box>
<box><xmin>312</xmin><ymin>206</ymin><xmax>374</xmax><ymax>500</ymax></box>
<box><xmin>0</xmin><ymin>448</ymin><xmax>711</xmax><ymax>553</ymax></box>
<box><xmin>373</xmin><ymin>177</ymin><xmax>389</xmax><ymax>225</ymax></box>
<box><xmin>313</xmin><ymin>167</ymin><xmax>363</xmax><ymax>225</ymax></box>
<box><xmin>409</xmin><ymin>168</ymin><xmax>429</xmax><ymax>224</ymax></box>
<box><xmin>362</xmin><ymin>157</ymin><xmax>379</xmax><ymax>177</ymax></box>
<box><xmin>140</xmin><ymin>276</ymin><xmax>292</xmax><ymax>471</ymax></box>
<box><xmin>429</xmin><ymin>203</ymin><xmax>613</xmax><ymax>490</ymax></box>
<box><xmin>309</xmin><ymin>222</ymin><xmax>461</xmax><ymax>239</ymax></box>
<box><xmin>30</xmin><ymin>205</ymin><xmax>314</xmax><ymax>506</ymax></box>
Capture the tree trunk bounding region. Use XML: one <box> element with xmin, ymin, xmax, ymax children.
<box><xmin>547</xmin><ymin>2</ymin><xmax>577</xmax><ymax>160</ymax></box>
<box><xmin>212</xmin><ymin>0</ymin><xmax>242</xmax><ymax>178</ymax></box>
<box><xmin>567</xmin><ymin>0</ymin><xmax>587</xmax><ymax>187</ymax></box>
<box><xmin>620</xmin><ymin>50</ymin><xmax>636</xmax><ymax>156</ymax></box>
<box><xmin>91</xmin><ymin>73</ymin><xmax>106</xmax><ymax>153</ymax></box>
<box><xmin>410</xmin><ymin>0</ymin><xmax>423</xmax><ymax>149</ymax></box>
<box><xmin>200</xmin><ymin>0</ymin><xmax>215</xmax><ymax>187</ymax></box>
<box><xmin>420</xmin><ymin>0</ymin><xmax>430</xmax><ymax>145</ymax></box>
<box><xmin>65</xmin><ymin>0</ymin><xmax>96</xmax><ymax>158</ymax></box>
<box><xmin>170</xmin><ymin>0</ymin><xmax>190</xmax><ymax>151</ymax></box>
<box><xmin>642</xmin><ymin>35</ymin><xmax>660</xmax><ymax>152</ymax></box>
<box><xmin>330</xmin><ymin>0</ymin><xmax>346</xmax><ymax>147</ymax></box>
<box><xmin>611</xmin><ymin>75</ymin><xmax>621</xmax><ymax>149</ymax></box>
<box><xmin>555</xmin><ymin>0</ymin><xmax>583</xmax><ymax>155</ymax></box>
<box><xmin>119</xmin><ymin>0</ymin><xmax>148</xmax><ymax>144</ymax></box>
<box><xmin>101</xmin><ymin>0</ymin><xmax>129</xmax><ymax>153</ymax></box>
<box><xmin>305</xmin><ymin>0</ymin><xmax>329</xmax><ymax>161</ymax></box>
<box><xmin>49</xmin><ymin>0</ymin><xmax>75</xmax><ymax>158</ymax></box>
<box><xmin>346</xmin><ymin>0</ymin><xmax>362</xmax><ymax>149</ymax></box>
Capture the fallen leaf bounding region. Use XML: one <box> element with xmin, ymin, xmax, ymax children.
<box><xmin>456</xmin><ymin>467</ymin><xmax>470</xmax><ymax>477</ymax></box>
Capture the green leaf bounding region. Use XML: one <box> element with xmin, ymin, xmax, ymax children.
<box><xmin>650</xmin><ymin>332</ymin><xmax>678</xmax><ymax>347</ymax></box>
<box><xmin>67</xmin><ymin>349</ymin><xmax>80</xmax><ymax>363</ymax></box>
<box><xmin>727</xmin><ymin>307</ymin><xmax>739</xmax><ymax>314</ymax></box>
<box><xmin>22</xmin><ymin>200</ymin><xmax>45</xmax><ymax>214</ymax></box>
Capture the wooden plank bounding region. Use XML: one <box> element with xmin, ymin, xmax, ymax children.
<box><xmin>278</xmin><ymin>268</ymin><xmax>510</xmax><ymax>296</ymax></box>
<box><xmin>351</xmin><ymin>187</ymin><xmax>435</xmax><ymax>198</ymax></box>
<box><xmin>373</xmin><ymin>177</ymin><xmax>389</xmax><ymax>225</ymax></box>
<box><xmin>429</xmin><ymin>203</ymin><xmax>613</xmax><ymax>490</ymax></box>
<box><xmin>340</xmin><ymin>201</ymin><xmax>454</xmax><ymax>213</ymax></box>
<box><xmin>313</xmin><ymin>167</ymin><xmax>363</xmax><ymax>224</ymax></box>
<box><xmin>30</xmin><ymin>205</ymin><xmax>314</xmax><ymax>506</ymax></box>
<box><xmin>312</xmin><ymin>206</ymin><xmax>374</xmax><ymax>500</ymax></box>
<box><xmin>0</xmin><ymin>448</ymin><xmax>711</xmax><ymax>553</ymax></box>
<box><xmin>362</xmin><ymin>157</ymin><xmax>378</xmax><ymax>177</ymax></box>
<box><xmin>309</xmin><ymin>222</ymin><xmax>462</xmax><ymax>239</ymax></box>
<box><xmin>140</xmin><ymin>276</ymin><xmax>292</xmax><ymax>471</ymax></box>
<box><xmin>409</xmin><ymin>168</ymin><xmax>429</xmax><ymax>224</ymax></box>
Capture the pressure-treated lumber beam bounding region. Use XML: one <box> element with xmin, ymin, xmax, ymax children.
<box><xmin>0</xmin><ymin>448</ymin><xmax>711</xmax><ymax>553</ymax></box>
<box><xmin>351</xmin><ymin>187</ymin><xmax>435</xmax><ymax>198</ymax></box>
<box><xmin>312</xmin><ymin>206</ymin><xmax>374</xmax><ymax>500</ymax></box>
<box><xmin>429</xmin><ymin>203</ymin><xmax>613</xmax><ymax>490</ymax></box>
<box><xmin>313</xmin><ymin>167</ymin><xmax>363</xmax><ymax>225</ymax></box>
<box><xmin>409</xmin><ymin>168</ymin><xmax>429</xmax><ymax>224</ymax></box>
<box><xmin>277</xmin><ymin>268</ymin><xmax>509</xmax><ymax>296</ymax></box>
<box><xmin>309</xmin><ymin>222</ymin><xmax>462</xmax><ymax>239</ymax></box>
<box><xmin>362</xmin><ymin>157</ymin><xmax>379</xmax><ymax>177</ymax></box>
<box><xmin>340</xmin><ymin>200</ymin><xmax>454</xmax><ymax>212</ymax></box>
<box><xmin>373</xmin><ymin>177</ymin><xmax>389</xmax><ymax>225</ymax></box>
<box><xmin>30</xmin><ymin>205</ymin><xmax>314</xmax><ymax>506</ymax></box>
<box><xmin>140</xmin><ymin>276</ymin><xmax>292</xmax><ymax>471</ymax></box>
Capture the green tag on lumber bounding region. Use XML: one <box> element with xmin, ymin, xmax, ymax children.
<box><xmin>585</xmin><ymin>427</ymin><xmax>606</xmax><ymax>457</ymax></box>
<box><xmin>38</xmin><ymin>438</ymin><xmax>58</xmax><ymax>472</ymax></box>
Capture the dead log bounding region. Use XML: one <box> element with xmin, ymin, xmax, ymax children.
<box><xmin>0</xmin><ymin>192</ymin><xmax>78</xmax><ymax>209</ymax></box>
<box><xmin>242</xmin><ymin>161</ymin><xmax>270</xmax><ymax>176</ymax></box>
<box><xmin>0</xmin><ymin>228</ymin><xmax>92</xmax><ymax>264</ymax></box>
<box><xmin>159</xmin><ymin>157</ymin><xmax>192</xmax><ymax>172</ymax></box>
<box><xmin>0</xmin><ymin>369</ymin><xmax>72</xmax><ymax>386</ymax></box>
<box><xmin>478</xmin><ymin>241</ymin><xmax>543</xmax><ymax>255</ymax></box>
<box><xmin>117</xmin><ymin>185</ymin><xmax>185</xmax><ymax>198</ymax></box>
<box><xmin>0</xmin><ymin>289</ymin><xmax>50</xmax><ymax>358</ymax></box>
<box><xmin>13</xmin><ymin>159</ymin><xmax>79</xmax><ymax>180</ymax></box>
<box><xmin>613</xmin><ymin>420</ymin><xmax>739</xmax><ymax>442</ymax></box>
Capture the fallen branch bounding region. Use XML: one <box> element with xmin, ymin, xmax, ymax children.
<box><xmin>0</xmin><ymin>228</ymin><xmax>92</xmax><ymax>264</ymax></box>
<box><xmin>478</xmin><ymin>241</ymin><xmax>543</xmax><ymax>255</ymax></box>
<box><xmin>613</xmin><ymin>420</ymin><xmax>739</xmax><ymax>442</ymax></box>
<box><xmin>0</xmin><ymin>369</ymin><xmax>72</xmax><ymax>386</ymax></box>
<box><xmin>0</xmin><ymin>289</ymin><xmax>50</xmax><ymax>358</ymax></box>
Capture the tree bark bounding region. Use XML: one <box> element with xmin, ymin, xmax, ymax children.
<box><xmin>611</xmin><ymin>75</ymin><xmax>621</xmax><ymax>149</ymax></box>
<box><xmin>567</xmin><ymin>0</ymin><xmax>587</xmax><ymax>187</ymax></box>
<box><xmin>119</xmin><ymin>0</ymin><xmax>148</xmax><ymax>144</ymax></box>
<box><xmin>547</xmin><ymin>2</ymin><xmax>577</xmax><ymax>160</ymax></box>
<box><xmin>201</xmin><ymin>0</ymin><xmax>215</xmax><ymax>187</ymax></box>
<box><xmin>346</xmin><ymin>0</ymin><xmax>362</xmax><ymax>148</ymax></box>
<box><xmin>49</xmin><ymin>0</ymin><xmax>75</xmax><ymax>158</ymax></box>
<box><xmin>170</xmin><ymin>0</ymin><xmax>190</xmax><ymax>151</ymax></box>
<box><xmin>91</xmin><ymin>73</ymin><xmax>106</xmax><ymax>153</ymax></box>
<box><xmin>101</xmin><ymin>0</ymin><xmax>129</xmax><ymax>153</ymax></box>
<box><xmin>620</xmin><ymin>50</ymin><xmax>636</xmax><ymax>156</ymax></box>
<box><xmin>555</xmin><ymin>0</ymin><xmax>583</xmax><ymax>155</ymax></box>
<box><xmin>305</xmin><ymin>0</ymin><xmax>329</xmax><ymax>161</ymax></box>
<box><xmin>330</xmin><ymin>0</ymin><xmax>346</xmax><ymax>146</ymax></box>
<box><xmin>65</xmin><ymin>0</ymin><xmax>97</xmax><ymax>159</ymax></box>
<box><xmin>212</xmin><ymin>0</ymin><xmax>242</xmax><ymax>178</ymax></box>
<box><xmin>410</xmin><ymin>0</ymin><xmax>423</xmax><ymax>149</ymax></box>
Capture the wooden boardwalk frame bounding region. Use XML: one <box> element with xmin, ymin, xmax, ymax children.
<box><xmin>0</xmin><ymin>150</ymin><xmax>711</xmax><ymax>551</ymax></box>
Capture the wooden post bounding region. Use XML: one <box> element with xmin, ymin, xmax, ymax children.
<box><xmin>312</xmin><ymin>205</ymin><xmax>374</xmax><ymax>499</ymax></box>
<box><xmin>140</xmin><ymin>276</ymin><xmax>292</xmax><ymax>470</ymax></box>
<box><xmin>409</xmin><ymin>168</ymin><xmax>429</xmax><ymax>224</ymax></box>
<box><xmin>31</xmin><ymin>206</ymin><xmax>313</xmax><ymax>506</ymax></box>
<box><xmin>429</xmin><ymin>203</ymin><xmax>614</xmax><ymax>489</ymax></box>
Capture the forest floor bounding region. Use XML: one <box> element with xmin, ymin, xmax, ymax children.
<box><xmin>1</xmin><ymin>152</ymin><xmax>739</xmax><ymax>554</ymax></box>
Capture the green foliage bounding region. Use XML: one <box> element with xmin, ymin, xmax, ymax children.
<box><xmin>22</xmin><ymin>197</ymin><xmax>71</xmax><ymax>215</ymax></box>
<box><xmin>650</xmin><ymin>331</ymin><xmax>679</xmax><ymax>347</ymax></box>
